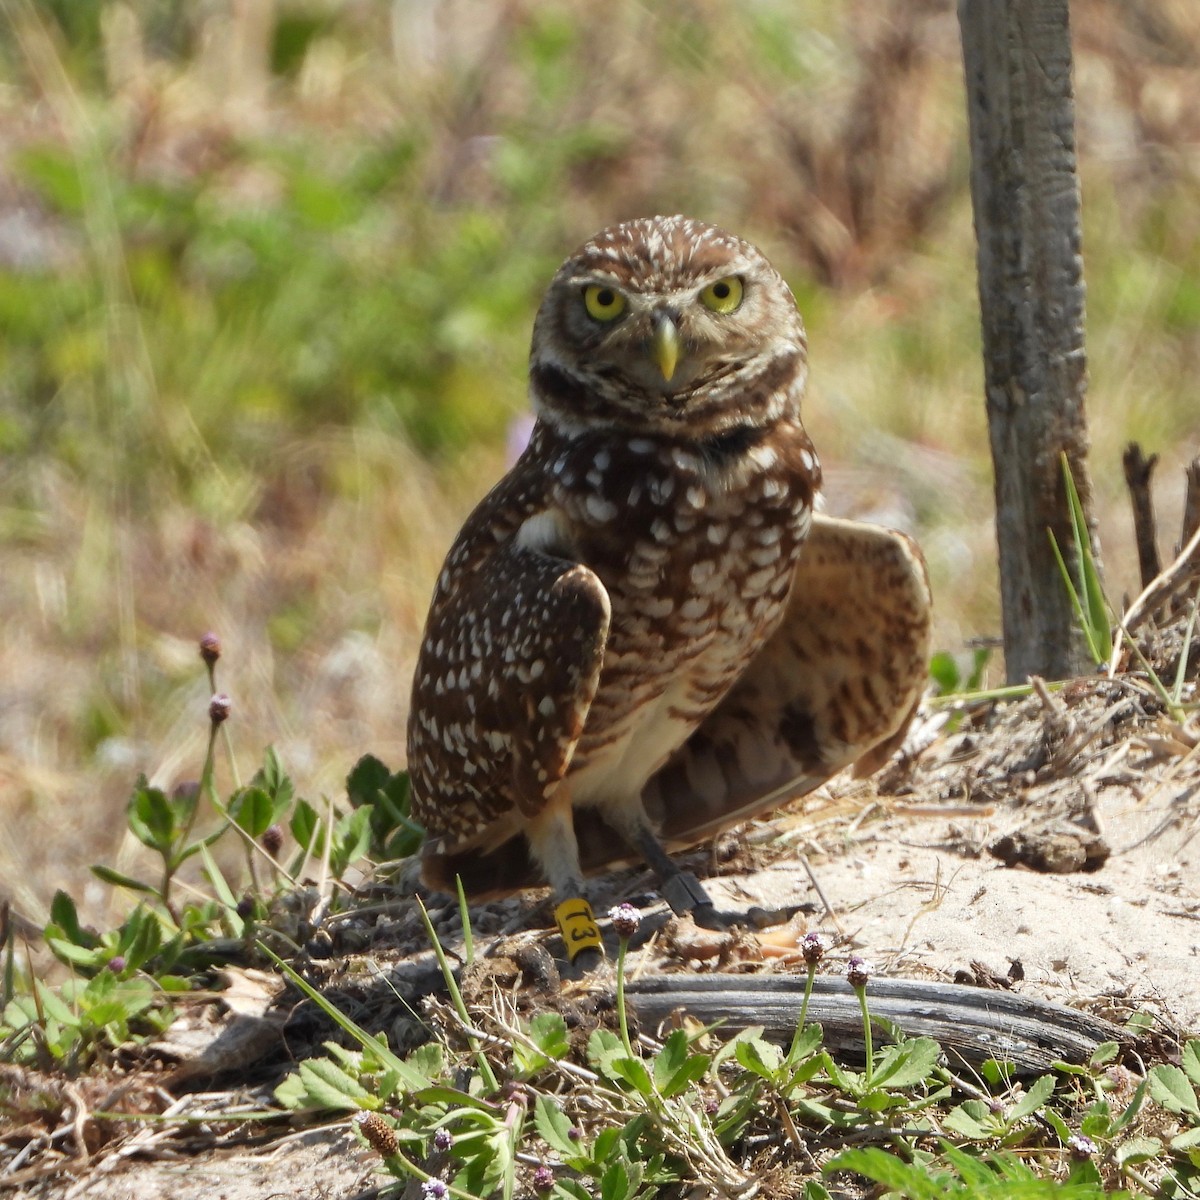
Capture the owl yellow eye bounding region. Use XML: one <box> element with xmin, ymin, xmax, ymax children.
<box><xmin>699</xmin><ymin>276</ymin><xmax>743</xmax><ymax>314</ymax></box>
<box><xmin>583</xmin><ymin>285</ymin><xmax>627</xmax><ymax>322</ymax></box>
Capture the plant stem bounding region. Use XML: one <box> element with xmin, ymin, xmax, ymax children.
<box><xmin>792</xmin><ymin>963</ymin><xmax>817</xmax><ymax>1053</ymax></box>
<box><xmin>854</xmin><ymin>984</ymin><xmax>874</xmax><ymax>1086</ymax></box>
<box><xmin>615</xmin><ymin>935</ymin><xmax>634</xmax><ymax>1058</ymax></box>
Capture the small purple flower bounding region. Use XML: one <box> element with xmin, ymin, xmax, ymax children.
<box><xmin>236</xmin><ymin>895</ymin><xmax>255</xmax><ymax>920</ymax></box>
<box><xmin>608</xmin><ymin>903</ymin><xmax>641</xmax><ymax>940</ymax></box>
<box><xmin>846</xmin><ymin>955</ymin><xmax>873</xmax><ymax>989</ymax></box>
<box><xmin>532</xmin><ymin>1164</ymin><xmax>555</xmax><ymax>1193</ymax></box>
<box><xmin>209</xmin><ymin>693</ymin><xmax>232</xmax><ymax>724</ymax></box>
<box><xmin>567</xmin><ymin>1126</ymin><xmax>582</xmax><ymax>1141</ymax></box>
<box><xmin>199</xmin><ymin>632</ymin><xmax>221</xmax><ymax>666</ymax></box>
<box><xmin>1068</xmin><ymin>1134</ymin><xmax>1097</xmax><ymax>1160</ymax></box>
<box><xmin>421</xmin><ymin>1180</ymin><xmax>449</xmax><ymax>1200</ymax></box>
<box><xmin>433</xmin><ymin>1127</ymin><xmax>453</xmax><ymax>1151</ymax></box>
<box><xmin>261</xmin><ymin>824</ymin><xmax>284</xmax><ymax>856</ymax></box>
<box><xmin>800</xmin><ymin>931</ymin><xmax>826</xmax><ymax>967</ymax></box>
<box><xmin>107</xmin><ymin>956</ymin><xmax>126</xmax><ymax>974</ymax></box>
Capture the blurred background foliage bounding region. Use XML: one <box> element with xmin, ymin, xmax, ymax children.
<box><xmin>1</xmin><ymin>0</ymin><xmax>1198</xmax><ymax>917</ymax></box>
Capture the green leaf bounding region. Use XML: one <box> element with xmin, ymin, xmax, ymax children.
<box><xmin>599</xmin><ymin>1155</ymin><xmax>641</xmax><ymax>1200</ymax></box>
<box><xmin>35</xmin><ymin>979</ymin><xmax>80</xmax><ymax>1027</ymax></box>
<box><xmin>1110</xmin><ymin>1076</ymin><xmax>1149</xmax><ymax>1135</ymax></box>
<box><xmin>346</xmin><ymin>754</ymin><xmax>391</xmax><ymax>808</ymax></box>
<box><xmin>255</xmin><ymin>746</ymin><xmax>294</xmax><ymax>811</ymax></box>
<box><xmin>586</xmin><ymin>1027</ymin><xmax>625</xmax><ymax>1073</ymax></box>
<box><xmin>818</xmin><ymin>1051</ymin><xmax>856</xmax><ymax>1093</ymax></box>
<box><xmin>824</xmin><ymin>1147</ymin><xmax>941</xmax><ymax>1200</ymax></box>
<box><xmin>553</xmin><ymin>1181</ymin><xmax>592</xmax><ymax>1200</ymax></box>
<box><xmin>929</xmin><ymin>650</ymin><xmax>961</xmax><ymax>695</ymax></box>
<box><xmin>332</xmin><ymin>804</ymin><xmax>373</xmax><ymax>874</ymax></box>
<box><xmin>45</xmin><ymin>937</ymin><xmax>105</xmax><ymax>969</ymax></box>
<box><xmin>591</xmin><ymin>1126</ymin><xmax>623</xmax><ymax>1167</ymax></box>
<box><xmin>48</xmin><ymin>890</ymin><xmax>93</xmax><ymax>948</ymax></box>
<box><xmin>980</xmin><ymin>1059</ymin><xmax>1017</xmax><ymax>1086</ymax></box>
<box><xmin>199</xmin><ymin>844</ymin><xmax>244</xmax><ymax>936</ymax></box>
<box><xmin>792</xmin><ymin>1097</ymin><xmax>860</xmax><ymax>1129</ymax></box>
<box><xmin>290</xmin><ymin>799</ymin><xmax>323</xmax><ymax>855</ymax></box>
<box><xmin>942</xmin><ymin>1101</ymin><xmax>993</xmax><ymax>1139</ymax></box>
<box><xmin>653</xmin><ymin>1028</ymin><xmax>689</xmax><ymax>1087</ymax></box>
<box><xmin>784</xmin><ymin>1021</ymin><xmax>824</xmax><ymax>1066</ymax></box>
<box><xmin>527</xmin><ymin>1011</ymin><xmax>570</xmax><ymax>1061</ymax></box>
<box><xmin>1149</xmin><ymin>1064</ymin><xmax>1200</xmax><ymax>1118</ymax></box>
<box><xmin>1170</xmin><ymin>1126</ymin><xmax>1200</xmax><ymax>1151</ymax></box>
<box><xmin>273</xmin><ymin>1072</ymin><xmax>311</xmax><ymax>1111</ymax></box>
<box><xmin>1008</xmin><ymin>1072</ymin><xmax>1056</xmax><ymax>1121</ymax></box>
<box><xmin>1042</xmin><ymin>1107</ymin><xmax>1071</xmax><ymax>1142</ymax></box>
<box><xmin>734</xmin><ymin>1035</ymin><xmax>783</xmax><ymax>1081</ymax></box>
<box><xmin>1080</xmin><ymin>1102</ymin><xmax>1115</xmax><ymax>1139</ymax></box>
<box><xmin>1062</xmin><ymin>452</ymin><xmax>1112</xmax><ymax>661</ymax></box>
<box><xmin>659</xmin><ymin>1051</ymin><xmax>711</xmax><ymax>1099</ymax></box>
<box><xmin>296</xmin><ymin>1056</ymin><xmax>373</xmax><ymax>1111</ymax></box>
<box><xmin>406</xmin><ymin>1040</ymin><xmax>443</xmax><ymax>1083</ymax></box>
<box><xmin>90</xmin><ymin>865</ymin><xmax>158</xmax><ymax>894</ymax></box>
<box><xmin>117</xmin><ymin>907</ymin><xmax>163</xmax><ymax>971</ymax></box>
<box><xmin>534</xmin><ymin>1093</ymin><xmax>579</xmax><ymax>1157</ymax></box>
<box><xmin>605</xmin><ymin>1055</ymin><xmax>654</xmax><ymax>1096</ymax></box>
<box><xmin>129</xmin><ymin>782</ymin><xmax>177</xmax><ymax>853</ymax></box>
<box><xmin>229</xmin><ymin>786</ymin><xmax>275</xmax><ymax>838</ymax></box>
<box><xmin>868</xmin><ymin>1037</ymin><xmax>940</xmax><ymax>1089</ymax></box>
<box><xmin>1113</xmin><ymin>1135</ymin><xmax>1162</xmax><ymax>1167</ymax></box>
<box><xmin>1183</xmin><ymin>1040</ymin><xmax>1200</xmax><ymax>1088</ymax></box>
<box><xmin>859</xmin><ymin>1088</ymin><xmax>907</xmax><ymax>1113</ymax></box>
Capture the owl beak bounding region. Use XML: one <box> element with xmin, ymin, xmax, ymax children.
<box><xmin>651</xmin><ymin>314</ymin><xmax>680</xmax><ymax>382</ymax></box>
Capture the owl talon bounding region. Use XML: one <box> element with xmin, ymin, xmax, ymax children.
<box><xmin>745</xmin><ymin>904</ymin><xmax>806</xmax><ymax>930</ymax></box>
<box><xmin>659</xmin><ymin>870</ymin><xmax>716</xmax><ymax>917</ymax></box>
<box><xmin>688</xmin><ymin>902</ymin><xmax>732</xmax><ymax>931</ymax></box>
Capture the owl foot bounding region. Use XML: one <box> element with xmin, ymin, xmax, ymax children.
<box><xmin>658</xmin><ymin>868</ymin><xmax>716</xmax><ymax>917</ymax></box>
<box><xmin>657</xmin><ymin>870</ymin><xmax>746</xmax><ymax>930</ymax></box>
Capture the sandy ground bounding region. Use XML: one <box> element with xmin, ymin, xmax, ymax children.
<box><xmin>6</xmin><ymin>679</ymin><xmax>1199</xmax><ymax>1200</ymax></box>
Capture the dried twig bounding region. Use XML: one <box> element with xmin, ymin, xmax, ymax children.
<box><xmin>1123</xmin><ymin>443</ymin><xmax>1161</xmax><ymax>588</ymax></box>
<box><xmin>627</xmin><ymin>973</ymin><xmax>1129</xmax><ymax>1075</ymax></box>
<box><xmin>1183</xmin><ymin>455</ymin><xmax>1200</xmax><ymax>554</ymax></box>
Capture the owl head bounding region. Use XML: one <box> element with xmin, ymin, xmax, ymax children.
<box><xmin>529</xmin><ymin>215</ymin><xmax>808</xmax><ymax>439</ymax></box>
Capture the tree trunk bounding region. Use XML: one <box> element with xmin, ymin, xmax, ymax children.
<box><xmin>959</xmin><ymin>0</ymin><xmax>1097</xmax><ymax>683</ymax></box>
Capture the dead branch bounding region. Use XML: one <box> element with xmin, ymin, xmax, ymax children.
<box><xmin>1123</xmin><ymin>442</ymin><xmax>1161</xmax><ymax>588</ymax></box>
<box><xmin>627</xmin><ymin>972</ymin><xmax>1128</xmax><ymax>1075</ymax></box>
<box><xmin>1182</xmin><ymin>456</ymin><xmax>1200</xmax><ymax>554</ymax></box>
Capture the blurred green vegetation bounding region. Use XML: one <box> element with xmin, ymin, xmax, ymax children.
<box><xmin>1</xmin><ymin>0</ymin><xmax>1198</xmax><ymax>915</ymax></box>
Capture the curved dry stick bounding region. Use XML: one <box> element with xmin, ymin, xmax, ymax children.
<box><xmin>626</xmin><ymin>973</ymin><xmax>1129</xmax><ymax>1075</ymax></box>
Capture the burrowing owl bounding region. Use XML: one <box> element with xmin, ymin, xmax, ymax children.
<box><xmin>408</xmin><ymin>215</ymin><xmax>930</xmax><ymax>957</ymax></box>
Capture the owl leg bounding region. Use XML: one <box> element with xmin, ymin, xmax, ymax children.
<box><xmin>526</xmin><ymin>791</ymin><xmax>604</xmax><ymax>968</ymax></box>
<box><xmin>627</xmin><ymin>821</ymin><xmax>720</xmax><ymax>921</ymax></box>
<box><xmin>599</xmin><ymin>802</ymin><xmax>728</xmax><ymax>928</ymax></box>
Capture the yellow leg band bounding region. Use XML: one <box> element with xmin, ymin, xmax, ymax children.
<box><xmin>555</xmin><ymin>898</ymin><xmax>603</xmax><ymax>961</ymax></box>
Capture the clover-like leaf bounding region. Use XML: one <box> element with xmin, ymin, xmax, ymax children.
<box><xmin>1149</xmin><ymin>1064</ymin><xmax>1200</xmax><ymax>1118</ymax></box>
